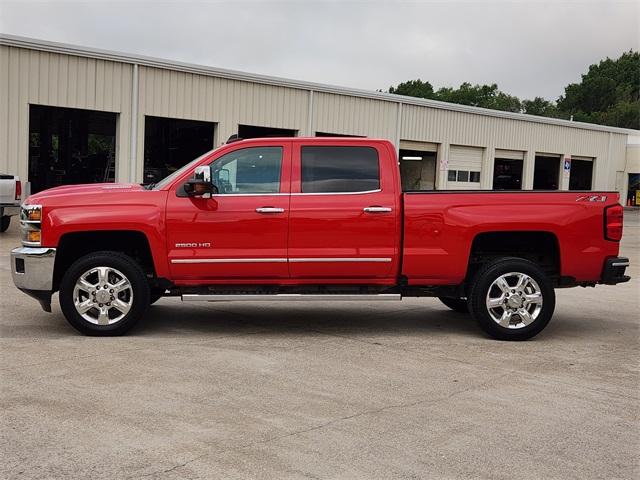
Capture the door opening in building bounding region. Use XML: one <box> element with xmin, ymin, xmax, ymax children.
<box><xmin>144</xmin><ymin>116</ymin><xmax>215</xmax><ymax>184</ymax></box>
<box><xmin>493</xmin><ymin>158</ymin><xmax>523</xmax><ymax>190</ymax></box>
<box><xmin>628</xmin><ymin>173</ymin><xmax>640</xmax><ymax>206</ymax></box>
<box><xmin>399</xmin><ymin>149</ymin><xmax>437</xmax><ymax>191</ymax></box>
<box><xmin>28</xmin><ymin>105</ymin><xmax>117</xmax><ymax>194</ymax></box>
<box><xmin>569</xmin><ymin>159</ymin><xmax>594</xmax><ymax>190</ymax></box>
<box><xmin>533</xmin><ymin>155</ymin><xmax>560</xmax><ymax>190</ymax></box>
<box><xmin>237</xmin><ymin>125</ymin><xmax>297</xmax><ymax>139</ymax></box>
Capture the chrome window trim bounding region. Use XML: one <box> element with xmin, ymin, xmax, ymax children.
<box><xmin>205</xmin><ymin>189</ymin><xmax>383</xmax><ymax>197</ymax></box>
<box><xmin>292</xmin><ymin>189</ymin><xmax>382</xmax><ymax>196</ymax></box>
<box><xmin>210</xmin><ymin>193</ymin><xmax>289</xmax><ymax>197</ymax></box>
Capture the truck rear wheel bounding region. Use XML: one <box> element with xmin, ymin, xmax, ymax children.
<box><xmin>438</xmin><ymin>296</ymin><xmax>469</xmax><ymax>313</ymax></box>
<box><xmin>467</xmin><ymin>257</ymin><xmax>555</xmax><ymax>341</ymax></box>
<box><xmin>1</xmin><ymin>215</ymin><xmax>10</xmax><ymax>232</ymax></box>
<box><xmin>59</xmin><ymin>251</ymin><xmax>150</xmax><ymax>336</ymax></box>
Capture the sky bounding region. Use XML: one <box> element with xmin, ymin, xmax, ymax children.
<box><xmin>0</xmin><ymin>0</ymin><xmax>638</xmax><ymax>100</ymax></box>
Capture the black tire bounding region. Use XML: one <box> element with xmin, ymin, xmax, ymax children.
<box><xmin>467</xmin><ymin>257</ymin><xmax>555</xmax><ymax>341</ymax></box>
<box><xmin>59</xmin><ymin>251</ymin><xmax>150</xmax><ymax>336</ymax></box>
<box><xmin>438</xmin><ymin>296</ymin><xmax>469</xmax><ymax>313</ymax></box>
<box><xmin>0</xmin><ymin>215</ymin><xmax>10</xmax><ymax>232</ymax></box>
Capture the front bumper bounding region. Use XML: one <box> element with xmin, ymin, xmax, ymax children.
<box><xmin>11</xmin><ymin>246</ymin><xmax>56</xmax><ymax>312</ymax></box>
<box><xmin>0</xmin><ymin>205</ymin><xmax>20</xmax><ymax>216</ymax></box>
<box><xmin>601</xmin><ymin>257</ymin><xmax>631</xmax><ymax>285</ymax></box>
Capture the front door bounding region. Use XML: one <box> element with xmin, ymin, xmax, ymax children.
<box><xmin>288</xmin><ymin>142</ymin><xmax>400</xmax><ymax>280</ymax></box>
<box><xmin>166</xmin><ymin>142</ymin><xmax>291</xmax><ymax>280</ymax></box>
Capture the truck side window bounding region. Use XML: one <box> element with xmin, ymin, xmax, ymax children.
<box><xmin>301</xmin><ymin>146</ymin><xmax>380</xmax><ymax>193</ymax></box>
<box><xmin>209</xmin><ymin>147</ymin><xmax>282</xmax><ymax>194</ymax></box>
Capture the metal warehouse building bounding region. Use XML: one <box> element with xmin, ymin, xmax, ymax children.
<box><xmin>1</xmin><ymin>34</ymin><xmax>638</xmax><ymax>202</ymax></box>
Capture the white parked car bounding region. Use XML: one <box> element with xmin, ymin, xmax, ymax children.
<box><xmin>0</xmin><ymin>174</ymin><xmax>21</xmax><ymax>232</ymax></box>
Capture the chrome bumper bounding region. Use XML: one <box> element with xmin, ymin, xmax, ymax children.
<box><xmin>11</xmin><ymin>247</ymin><xmax>57</xmax><ymax>311</ymax></box>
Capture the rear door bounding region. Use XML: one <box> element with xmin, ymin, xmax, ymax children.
<box><xmin>288</xmin><ymin>140</ymin><xmax>400</xmax><ymax>280</ymax></box>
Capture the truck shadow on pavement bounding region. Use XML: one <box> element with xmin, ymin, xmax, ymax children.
<box><xmin>135</xmin><ymin>300</ymin><xmax>483</xmax><ymax>338</ymax></box>
<box><xmin>5</xmin><ymin>298</ymin><xmax>605</xmax><ymax>341</ymax></box>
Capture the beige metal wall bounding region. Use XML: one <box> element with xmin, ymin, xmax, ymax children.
<box><xmin>0</xmin><ymin>45</ymin><xmax>133</xmax><ymax>186</ymax></box>
<box><xmin>136</xmin><ymin>66</ymin><xmax>310</xmax><ymax>181</ymax></box>
<box><xmin>401</xmin><ymin>103</ymin><xmax>628</xmax><ymax>191</ymax></box>
<box><xmin>0</xmin><ymin>42</ymin><xmax>631</xmax><ymax>201</ymax></box>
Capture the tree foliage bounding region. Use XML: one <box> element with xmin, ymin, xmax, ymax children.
<box><xmin>386</xmin><ymin>50</ymin><xmax>639</xmax><ymax>129</ymax></box>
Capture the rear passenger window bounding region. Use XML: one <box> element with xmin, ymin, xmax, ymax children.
<box><xmin>301</xmin><ymin>146</ymin><xmax>380</xmax><ymax>193</ymax></box>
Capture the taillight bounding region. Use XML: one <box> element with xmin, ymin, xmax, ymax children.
<box><xmin>604</xmin><ymin>204</ymin><xmax>623</xmax><ymax>241</ymax></box>
<box><xmin>15</xmin><ymin>180</ymin><xmax>21</xmax><ymax>200</ymax></box>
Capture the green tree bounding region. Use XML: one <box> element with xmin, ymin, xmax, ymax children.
<box><xmin>557</xmin><ymin>50</ymin><xmax>639</xmax><ymax>129</ymax></box>
<box><xmin>522</xmin><ymin>97</ymin><xmax>561</xmax><ymax>117</ymax></box>
<box><xmin>386</xmin><ymin>50</ymin><xmax>639</xmax><ymax>128</ymax></box>
<box><xmin>435</xmin><ymin>82</ymin><xmax>521</xmax><ymax>112</ymax></box>
<box><xmin>388</xmin><ymin>79</ymin><xmax>435</xmax><ymax>99</ymax></box>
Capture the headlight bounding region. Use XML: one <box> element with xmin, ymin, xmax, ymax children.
<box><xmin>20</xmin><ymin>205</ymin><xmax>42</xmax><ymax>246</ymax></box>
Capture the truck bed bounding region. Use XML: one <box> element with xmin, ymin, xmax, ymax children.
<box><xmin>401</xmin><ymin>190</ymin><xmax>621</xmax><ymax>285</ymax></box>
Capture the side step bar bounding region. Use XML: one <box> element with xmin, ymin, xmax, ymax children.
<box><xmin>182</xmin><ymin>293</ymin><xmax>402</xmax><ymax>302</ymax></box>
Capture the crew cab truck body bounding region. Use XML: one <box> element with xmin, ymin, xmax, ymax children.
<box><xmin>0</xmin><ymin>174</ymin><xmax>21</xmax><ymax>232</ymax></box>
<box><xmin>11</xmin><ymin>138</ymin><xmax>630</xmax><ymax>340</ymax></box>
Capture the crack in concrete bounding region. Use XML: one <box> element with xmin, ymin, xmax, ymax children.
<box><xmin>128</xmin><ymin>371</ymin><xmax>511</xmax><ymax>479</ymax></box>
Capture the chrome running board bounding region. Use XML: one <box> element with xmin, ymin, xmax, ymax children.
<box><xmin>181</xmin><ymin>293</ymin><xmax>402</xmax><ymax>302</ymax></box>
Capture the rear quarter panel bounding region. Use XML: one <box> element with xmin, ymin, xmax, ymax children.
<box><xmin>402</xmin><ymin>191</ymin><xmax>621</xmax><ymax>285</ymax></box>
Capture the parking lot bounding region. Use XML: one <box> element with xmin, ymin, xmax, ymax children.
<box><xmin>1</xmin><ymin>212</ymin><xmax>638</xmax><ymax>480</ymax></box>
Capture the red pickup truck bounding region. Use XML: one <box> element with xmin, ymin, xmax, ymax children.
<box><xmin>11</xmin><ymin>137</ymin><xmax>629</xmax><ymax>340</ymax></box>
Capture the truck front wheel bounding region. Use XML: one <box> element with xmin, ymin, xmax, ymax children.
<box><xmin>59</xmin><ymin>251</ymin><xmax>150</xmax><ymax>336</ymax></box>
<box><xmin>467</xmin><ymin>257</ymin><xmax>555</xmax><ymax>341</ymax></box>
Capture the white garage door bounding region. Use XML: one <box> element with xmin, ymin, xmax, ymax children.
<box><xmin>447</xmin><ymin>145</ymin><xmax>483</xmax><ymax>189</ymax></box>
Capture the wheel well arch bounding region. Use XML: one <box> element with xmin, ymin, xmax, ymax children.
<box><xmin>467</xmin><ymin>231</ymin><xmax>561</xmax><ymax>284</ymax></box>
<box><xmin>53</xmin><ymin>230</ymin><xmax>156</xmax><ymax>291</ymax></box>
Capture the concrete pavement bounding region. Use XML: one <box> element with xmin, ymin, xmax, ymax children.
<box><xmin>1</xmin><ymin>212</ymin><xmax>638</xmax><ymax>479</ymax></box>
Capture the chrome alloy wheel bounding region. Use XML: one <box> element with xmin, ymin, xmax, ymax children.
<box><xmin>72</xmin><ymin>266</ymin><xmax>134</xmax><ymax>325</ymax></box>
<box><xmin>485</xmin><ymin>272</ymin><xmax>543</xmax><ymax>329</ymax></box>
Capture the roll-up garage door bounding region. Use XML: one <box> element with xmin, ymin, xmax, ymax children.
<box><xmin>495</xmin><ymin>149</ymin><xmax>524</xmax><ymax>161</ymax></box>
<box><xmin>399</xmin><ymin>140</ymin><xmax>438</xmax><ymax>152</ymax></box>
<box><xmin>447</xmin><ymin>145</ymin><xmax>483</xmax><ymax>189</ymax></box>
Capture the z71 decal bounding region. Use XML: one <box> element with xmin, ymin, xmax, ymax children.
<box><xmin>576</xmin><ymin>195</ymin><xmax>607</xmax><ymax>202</ymax></box>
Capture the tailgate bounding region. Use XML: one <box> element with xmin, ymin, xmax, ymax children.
<box><xmin>0</xmin><ymin>175</ymin><xmax>17</xmax><ymax>205</ymax></box>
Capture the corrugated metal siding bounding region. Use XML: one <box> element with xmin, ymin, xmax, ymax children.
<box><xmin>0</xmin><ymin>43</ymin><xmax>631</xmax><ymax>197</ymax></box>
<box><xmin>313</xmin><ymin>92</ymin><xmax>397</xmax><ymax>139</ymax></box>
<box><xmin>0</xmin><ymin>45</ymin><xmax>133</xmax><ymax>184</ymax></box>
<box><xmin>135</xmin><ymin>65</ymin><xmax>310</xmax><ymax>179</ymax></box>
<box><xmin>399</xmin><ymin>140</ymin><xmax>438</xmax><ymax>152</ymax></box>
<box><xmin>495</xmin><ymin>149</ymin><xmax>525</xmax><ymax>160</ymax></box>
<box><xmin>401</xmin><ymin>103</ymin><xmax>619</xmax><ymax>158</ymax></box>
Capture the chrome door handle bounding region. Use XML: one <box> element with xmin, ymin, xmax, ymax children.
<box><xmin>363</xmin><ymin>206</ymin><xmax>392</xmax><ymax>213</ymax></box>
<box><xmin>256</xmin><ymin>207</ymin><xmax>285</xmax><ymax>214</ymax></box>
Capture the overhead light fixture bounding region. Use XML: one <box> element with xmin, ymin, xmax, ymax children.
<box><xmin>401</xmin><ymin>156</ymin><xmax>422</xmax><ymax>161</ymax></box>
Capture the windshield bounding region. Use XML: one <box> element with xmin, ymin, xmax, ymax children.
<box><xmin>151</xmin><ymin>149</ymin><xmax>215</xmax><ymax>190</ymax></box>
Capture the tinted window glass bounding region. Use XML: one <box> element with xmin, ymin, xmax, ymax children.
<box><xmin>457</xmin><ymin>170</ymin><xmax>469</xmax><ymax>182</ymax></box>
<box><xmin>301</xmin><ymin>146</ymin><xmax>380</xmax><ymax>193</ymax></box>
<box><xmin>448</xmin><ymin>170</ymin><xmax>457</xmax><ymax>181</ymax></box>
<box><xmin>209</xmin><ymin>147</ymin><xmax>282</xmax><ymax>194</ymax></box>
